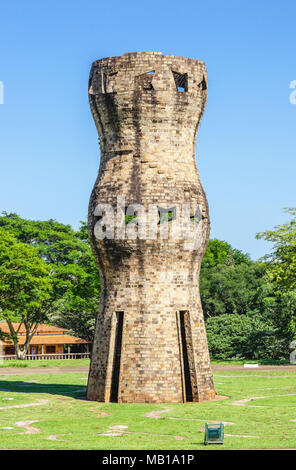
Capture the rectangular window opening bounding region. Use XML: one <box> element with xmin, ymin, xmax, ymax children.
<box><xmin>110</xmin><ymin>311</ymin><xmax>124</xmax><ymax>402</ymax></box>
<box><xmin>173</xmin><ymin>71</ymin><xmax>188</xmax><ymax>93</ymax></box>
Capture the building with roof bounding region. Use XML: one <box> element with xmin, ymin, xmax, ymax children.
<box><xmin>0</xmin><ymin>322</ymin><xmax>91</xmax><ymax>359</ymax></box>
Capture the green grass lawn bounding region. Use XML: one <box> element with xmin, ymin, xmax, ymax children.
<box><xmin>0</xmin><ymin>358</ymin><xmax>289</xmax><ymax>369</ymax></box>
<box><xmin>0</xmin><ymin>358</ymin><xmax>90</xmax><ymax>368</ymax></box>
<box><xmin>211</xmin><ymin>359</ymin><xmax>290</xmax><ymax>366</ymax></box>
<box><xmin>1</xmin><ymin>368</ymin><xmax>296</xmax><ymax>450</ymax></box>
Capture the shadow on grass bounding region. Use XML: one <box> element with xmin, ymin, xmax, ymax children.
<box><xmin>0</xmin><ymin>379</ymin><xmax>87</xmax><ymax>400</ymax></box>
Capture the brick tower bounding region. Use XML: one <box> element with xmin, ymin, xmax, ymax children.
<box><xmin>86</xmin><ymin>52</ymin><xmax>216</xmax><ymax>403</ymax></box>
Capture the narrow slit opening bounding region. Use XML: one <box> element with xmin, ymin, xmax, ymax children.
<box><xmin>179</xmin><ymin>311</ymin><xmax>193</xmax><ymax>402</ymax></box>
<box><xmin>110</xmin><ymin>311</ymin><xmax>124</xmax><ymax>402</ymax></box>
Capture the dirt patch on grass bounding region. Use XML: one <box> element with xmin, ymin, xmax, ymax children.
<box><xmin>90</xmin><ymin>406</ymin><xmax>110</xmax><ymax>417</ymax></box>
<box><xmin>0</xmin><ymin>398</ymin><xmax>49</xmax><ymax>410</ymax></box>
<box><xmin>15</xmin><ymin>420</ymin><xmax>42</xmax><ymax>434</ymax></box>
<box><xmin>46</xmin><ymin>434</ymin><xmax>64</xmax><ymax>441</ymax></box>
<box><xmin>212</xmin><ymin>394</ymin><xmax>228</xmax><ymax>401</ymax></box>
<box><xmin>144</xmin><ymin>396</ymin><xmax>228</xmax><ymax>420</ymax></box>
<box><xmin>232</xmin><ymin>393</ymin><xmax>296</xmax><ymax>407</ymax></box>
<box><xmin>232</xmin><ymin>396</ymin><xmax>267</xmax><ymax>407</ymax></box>
<box><xmin>99</xmin><ymin>424</ymin><xmax>186</xmax><ymax>441</ymax></box>
<box><xmin>145</xmin><ymin>407</ymin><xmax>172</xmax><ymax>418</ymax></box>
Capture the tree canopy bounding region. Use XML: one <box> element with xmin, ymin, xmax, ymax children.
<box><xmin>200</xmin><ymin>261</ymin><xmax>266</xmax><ymax>318</ymax></box>
<box><xmin>0</xmin><ymin>213</ymin><xmax>100</xmax><ymax>341</ymax></box>
<box><xmin>256</xmin><ymin>208</ymin><xmax>296</xmax><ymax>339</ymax></box>
<box><xmin>0</xmin><ymin>210</ymin><xmax>294</xmax><ymax>362</ymax></box>
<box><xmin>256</xmin><ymin>208</ymin><xmax>296</xmax><ymax>292</ymax></box>
<box><xmin>201</xmin><ymin>239</ymin><xmax>251</xmax><ymax>269</ymax></box>
<box><xmin>0</xmin><ymin>228</ymin><xmax>53</xmax><ymax>358</ymax></box>
<box><xmin>201</xmin><ymin>236</ymin><xmax>295</xmax><ymax>360</ymax></box>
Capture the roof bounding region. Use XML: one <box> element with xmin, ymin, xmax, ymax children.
<box><xmin>0</xmin><ymin>322</ymin><xmax>68</xmax><ymax>335</ymax></box>
<box><xmin>0</xmin><ymin>322</ymin><xmax>91</xmax><ymax>345</ymax></box>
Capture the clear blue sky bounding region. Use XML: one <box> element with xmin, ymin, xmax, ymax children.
<box><xmin>0</xmin><ymin>0</ymin><xmax>295</xmax><ymax>260</ymax></box>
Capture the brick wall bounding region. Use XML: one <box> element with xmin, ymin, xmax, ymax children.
<box><xmin>86</xmin><ymin>52</ymin><xmax>216</xmax><ymax>403</ymax></box>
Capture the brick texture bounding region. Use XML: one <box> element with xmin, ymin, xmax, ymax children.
<box><xmin>86</xmin><ymin>52</ymin><xmax>216</xmax><ymax>403</ymax></box>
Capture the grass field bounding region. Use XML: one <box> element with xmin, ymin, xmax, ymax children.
<box><xmin>0</xmin><ymin>358</ymin><xmax>91</xmax><ymax>368</ymax></box>
<box><xmin>0</xmin><ymin>358</ymin><xmax>290</xmax><ymax>368</ymax></box>
<box><xmin>1</xmin><ymin>366</ymin><xmax>296</xmax><ymax>450</ymax></box>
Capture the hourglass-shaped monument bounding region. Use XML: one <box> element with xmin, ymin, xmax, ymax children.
<box><xmin>86</xmin><ymin>52</ymin><xmax>216</xmax><ymax>403</ymax></box>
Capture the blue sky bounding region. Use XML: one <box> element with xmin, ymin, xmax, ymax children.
<box><xmin>0</xmin><ymin>0</ymin><xmax>295</xmax><ymax>260</ymax></box>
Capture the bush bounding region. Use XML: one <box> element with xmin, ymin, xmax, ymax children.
<box><xmin>200</xmin><ymin>262</ymin><xmax>266</xmax><ymax>318</ymax></box>
<box><xmin>206</xmin><ymin>314</ymin><xmax>289</xmax><ymax>361</ymax></box>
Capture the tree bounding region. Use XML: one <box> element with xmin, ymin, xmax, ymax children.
<box><xmin>0</xmin><ymin>213</ymin><xmax>100</xmax><ymax>341</ymax></box>
<box><xmin>200</xmin><ymin>239</ymin><xmax>263</xmax><ymax>319</ymax></box>
<box><xmin>256</xmin><ymin>208</ymin><xmax>296</xmax><ymax>292</ymax></box>
<box><xmin>256</xmin><ymin>208</ymin><xmax>296</xmax><ymax>339</ymax></box>
<box><xmin>0</xmin><ymin>228</ymin><xmax>53</xmax><ymax>359</ymax></box>
<box><xmin>200</xmin><ymin>261</ymin><xmax>266</xmax><ymax>318</ymax></box>
<box><xmin>260</xmin><ymin>286</ymin><xmax>296</xmax><ymax>340</ymax></box>
<box><xmin>48</xmin><ymin>221</ymin><xmax>100</xmax><ymax>340</ymax></box>
<box><xmin>201</xmin><ymin>239</ymin><xmax>251</xmax><ymax>269</ymax></box>
<box><xmin>206</xmin><ymin>314</ymin><xmax>288</xmax><ymax>361</ymax></box>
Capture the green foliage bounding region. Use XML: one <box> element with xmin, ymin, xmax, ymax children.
<box><xmin>256</xmin><ymin>208</ymin><xmax>296</xmax><ymax>292</ymax></box>
<box><xmin>202</xmin><ymin>239</ymin><xmax>250</xmax><ymax>269</ymax></box>
<box><xmin>0</xmin><ymin>213</ymin><xmax>100</xmax><ymax>341</ymax></box>
<box><xmin>159</xmin><ymin>211</ymin><xmax>174</xmax><ymax>223</ymax></box>
<box><xmin>200</xmin><ymin>262</ymin><xmax>266</xmax><ymax>318</ymax></box>
<box><xmin>125</xmin><ymin>215</ymin><xmax>137</xmax><ymax>224</ymax></box>
<box><xmin>1</xmin><ymin>208</ymin><xmax>294</xmax><ymax>361</ymax></box>
<box><xmin>201</xmin><ymin>237</ymin><xmax>293</xmax><ymax>360</ymax></box>
<box><xmin>260</xmin><ymin>285</ymin><xmax>296</xmax><ymax>340</ymax></box>
<box><xmin>0</xmin><ymin>228</ymin><xmax>52</xmax><ymax>318</ymax></box>
<box><xmin>200</xmin><ymin>240</ymin><xmax>264</xmax><ymax>318</ymax></box>
<box><xmin>206</xmin><ymin>314</ymin><xmax>288</xmax><ymax>361</ymax></box>
<box><xmin>256</xmin><ymin>208</ymin><xmax>296</xmax><ymax>340</ymax></box>
<box><xmin>0</xmin><ymin>228</ymin><xmax>53</xmax><ymax>356</ymax></box>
